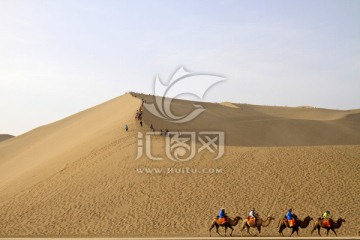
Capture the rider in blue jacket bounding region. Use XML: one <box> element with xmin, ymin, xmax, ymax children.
<box><xmin>286</xmin><ymin>208</ymin><xmax>295</xmax><ymax>220</ymax></box>
<box><xmin>219</xmin><ymin>208</ymin><xmax>226</xmax><ymax>218</ymax></box>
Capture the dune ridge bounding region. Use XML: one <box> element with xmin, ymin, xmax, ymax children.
<box><xmin>0</xmin><ymin>93</ymin><xmax>359</xmax><ymax>237</ymax></box>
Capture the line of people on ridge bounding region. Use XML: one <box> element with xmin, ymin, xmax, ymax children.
<box><xmin>126</xmin><ymin>95</ymin><xmax>174</xmax><ymax>137</ymax></box>
<box><xmin>125</xmin><ymin>100</ymin><xmax>145</xmax><ymax>131</ymax></box>
<box><xmin>217</xmin><ymin>208</ymin><xmax>332</xmax><ymax>225</ymax></box>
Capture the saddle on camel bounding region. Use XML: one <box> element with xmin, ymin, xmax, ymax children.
<box><xmin>321</xmin><ymin>218</ymin><xmax>331</xmax><ymax>227</ymax></box>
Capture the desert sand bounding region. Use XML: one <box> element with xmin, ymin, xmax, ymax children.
<box><xmin>0</xmin><ymin>93</ymin><xmax>359</xmax><ymax>237</ymax></box>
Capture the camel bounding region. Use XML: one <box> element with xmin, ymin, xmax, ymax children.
<box><xmin>239</xmin><ymin>216</ymin><xmax>275</xmax><ymax>236</ymax></box>
<box><xmin>311</xmin><ymin>218</ymin><xmax>346</xmax><ymax>236</ymax></box>
<box><xmin>209</xmin><ymin>216</ymin><xmax>242</xmax><ymax>237</ymax></box>
<box><xmin>278</xmin><ymin>216</ymin><xmax>313</xmax><ymax>236</ymax></box>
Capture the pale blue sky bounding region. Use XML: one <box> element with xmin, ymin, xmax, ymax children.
<box><xmin>0</xmin><ymin>0</ymin><xmax>359</xmax><ymax>135</ymax></box>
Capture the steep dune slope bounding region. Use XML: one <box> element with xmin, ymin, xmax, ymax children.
<box><xmin>0</xmin><ymin>94</ymin><xmax>141</xmax><ymax>199</ymax></box>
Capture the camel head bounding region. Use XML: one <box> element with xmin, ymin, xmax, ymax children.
<box><xmin>338</xmin><ymin>218</ymin><xmax>346</xmax><ymax>223</ymax></box>
<box><xmin>267</xmin><ymin>215</ymin><xmax>275</xmax><ymax>221</ymax></box>
<box><xmin>305</xmin><ymin>216</ymin><xmax>313</xmax><ymax>221</ymax></box>
<box><xmin>234</xmin><ymin>216</ymin><xmax>242</xmax><ymax>221</ymax></box>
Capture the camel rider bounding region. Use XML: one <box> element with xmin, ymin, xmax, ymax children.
<box><xmin>249</xmin><ymin>208</ymin><xmax>257</xmax><ymax>219</ymax></box>
<box><xmin>286</xmin><ymin>208</ymin><xmax>295</xmax><ymax>220</ymax></box>
<box><xmin>322</xmin><ymin>210</ymin><xmax>331</xmax><ymax>219</ymax></box>
<box><xmin>286</xmin><ymin>208</ymin><xmax>296</xmax><ymax>227</ymax></box>
<box><xmin>322</xmin><ymin>210</ymin><xmax>331</xmax><ymax>227</ymax></box>
<box><xmin>219</xmin><ymin>208</ymin><xmax>227</xmax><ymax>224</ymax></box>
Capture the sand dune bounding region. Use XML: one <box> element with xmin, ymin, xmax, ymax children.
<box><xmin>220</xmin><ymin>102</ymin><xmax>240</xmax><ymax>109</ymax></box>
<box><xmin>0</xmin><ymin>134</ymin><xmax>14</xmax><ymax>142</ymax></box>
<box><xmin>0</xmin><ymin>93</ymin><xmax>359</xmax><ymax>237</ymax></box>
<box><xmin>139</xmin><ymin>95</ymin><xmax>360</xmax><ymax>147</ymax></box>
<box><xmin>0</xmin><ymin>94</ymin><xmax>141</xmax><ymax>200</ymax></box>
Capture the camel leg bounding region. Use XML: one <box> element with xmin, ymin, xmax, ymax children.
<box><xmin>215</xmin><ymin>223</ymin><xmax>221</xmax><ymax>236</ymax></box>
<box><xmin>215</xmin><ymin>225</ymin><xmax>221</xmax><ymax>236</ymax></box>
<box><xmin>317</xmin><ymin>226</ymin><xmax>321</xmax><ymax>237</ymax></box>
<box><xmin>310</xmin><ymin>226</ymin><xmax>315</xmax><ymax>235</ymax></box>
<box><xmin>240</xmin><ymin>222</ymin><xmax>248</xmax><ymax>237</ymax></box>
<box><xmin>281</xmin><ymin>224</ymin><xmax>286</xmax><ymax>237</ymax></box>
<box><xmin>257</xmin><ymin>226</ymin><xmax>261</xmax><ymax>237</ymax></box>
<box><xmin>229</xmin><ymin>226</ymin><xmax>234</xmax><ymax>237</ymax></box>
<box><xmin>290</xmin><ymin>227</ymin><xmax>299</xmax><ymax>237</ymax></box>
<box><xmin>279</xmin><ymin>228</ymin><xmax>284</xmax><ymax>237</ymax></box>
<box><xmin>312</xmin><ymin>224</ymin><xmax>321</xmax><ymax>237</ymax></box>
<box><xmin>224</xmin><ymin>226</ymin><xmax>227</xmax><ymax>237</ymax></box>
<box><xmin>209</xmin><ymin>223</ymin><xmax>214</xmax><ymax>237</ymax></box>
<box><xmin>246</xmin><ymin>225</ymin><xmax>251</xmax><ymax>236</ymax></box>
<box><xmin>239</xmin><ymin>224</ymin><xmax>244</xmax><ymax>236</ymax></box>
<box><xmin>331</xmin><ymin>228</ymin><xmax>337</xmax><ymax>237</ymax></box>
<box><xmin>295</xmin><ymin>228</ymin><xmax>299</xmax><ymax>237</ymax></box>
<box><xmin>278</xmin><ymin>223</ymin><xmax>285</xmax><ymax>236</ymax></box>
<box><xmin>290</xmin><ymin>228</ymin><xmax>294</xmax><ymax>237</ymax></box>
<box><xmin>326</xmin><ymin>228</ymin><xmax>330</xmax><ymax>236</ymax></box>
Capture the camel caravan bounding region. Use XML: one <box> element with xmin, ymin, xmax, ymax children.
<box><xmin>209</xmin><ymin>208</ymin><xmax>345</xmax><ymax>237</ymax></box>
